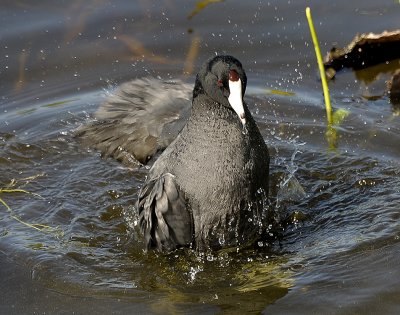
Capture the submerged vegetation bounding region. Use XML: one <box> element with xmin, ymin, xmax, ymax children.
<box><xmin>187</xmin><ymin>0</ymin><xmax>224</xmax><ymax>20</ymax></box>
<box><xmin>0</xmin><ymin>175</ymin><xmax>62</xmax><ymax>235</ymax></box>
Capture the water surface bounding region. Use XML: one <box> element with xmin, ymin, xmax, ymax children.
<box><xmin>1</xmin><ymin>1</ymin><xmax>400</xmax><ymax>314</ymax></box>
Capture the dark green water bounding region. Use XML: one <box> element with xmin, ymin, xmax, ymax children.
<box><xmin>1</xmin><ymin>1</ymin><xmax>400</xmax><ymax>314</ymax></box>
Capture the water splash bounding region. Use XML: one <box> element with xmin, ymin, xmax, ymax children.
<box><xmin>242</xmin><ymin>122</ymin><xmax>249</xmax><ymax>135</ymax></box>
<box><xmin>218</xmin><ymin>232</ymin><xmax>225</xmax><ymax>246</ymax></box>
<box><xmin>274</xmin><ymin>138</ymin><xmax>307</xmax><ymax>208</ymax></box>
<box><xmin>187</xmin><ymin>265</ymin><xmax>203</xmax><ymax>283</ymax></box>
<box><xmin>102</xmin><ymin>80</ymin><xmax>119</xmax><ymax>98</ymax></box>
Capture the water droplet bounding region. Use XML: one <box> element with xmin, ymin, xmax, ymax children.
<box><xmin>188</xmin><ymin>265</ymin><xmax>202</xmax><ymax>283</ymax></box>
<box><xmin>242</xmin><ymin>124</ymin><xmax>248</xmax><ymax>135</ymax></box>
<box><xmin>218</xmin><ymin>233</ymin><xmax>225</xmax><ymax>246</ymax></box>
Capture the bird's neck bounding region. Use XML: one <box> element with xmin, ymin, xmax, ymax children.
<box><xmin>190</xmin><ymin>94</ymin><xmax>247</xmax><ymax>129</ymax></box>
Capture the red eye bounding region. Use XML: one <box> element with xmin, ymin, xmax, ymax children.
<box><xmin>229</xmin><ymin>69</ymin><xmax>239</xmax><ymax>82</ymax></box>
<box><xmin>217</xmin><ymin>79</ymin><xmax>223</xmax><ymax>87</ymax></box>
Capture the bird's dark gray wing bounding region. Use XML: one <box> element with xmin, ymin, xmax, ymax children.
<box><xmin>138</xmin><ymin>173</ymin><xmax>193</xmax><ymax>251</ymax></box>
<box><xmin>76</xmin><ymin>78</ymin><xmax>192</xmax><ymax>165</ymax></box>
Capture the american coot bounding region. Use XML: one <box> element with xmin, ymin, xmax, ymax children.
<box><xmin>78</xmin><ymin>55</ymin><xmax>270</xmax><ymax>252</ymax></box>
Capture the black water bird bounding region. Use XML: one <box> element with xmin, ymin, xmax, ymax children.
<box><xmin>78</xmin><ymin>55</ymin><xmax>270</xmax><ymax>252</ymax></box>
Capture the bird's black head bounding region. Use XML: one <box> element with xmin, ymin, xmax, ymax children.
<box><xmin>193</xmin><ymin>55</ymin><xmax>248</xmax><ymax>125</ymax></box>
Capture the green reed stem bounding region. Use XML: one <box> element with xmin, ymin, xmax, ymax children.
<box><xmin>306</xmin><ymin>7</ymin><xmax>333</xmax><ymax>125</ymax></box>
